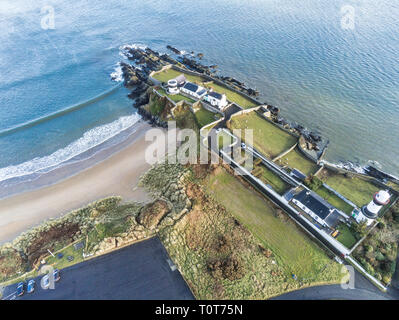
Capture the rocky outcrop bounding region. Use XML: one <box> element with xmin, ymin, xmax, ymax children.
<box><xmin>166</xmin><ymin>45</ymin><xmax>181</xmax><ymax>55</ymax></box>
<box><xmin>137</xmin><ymin>200</ymin><xmax>171</xmax><ymax>230</ymax></box>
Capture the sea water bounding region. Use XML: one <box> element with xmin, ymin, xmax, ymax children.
<box><xmin>0</xmin><ymin>0</ymin><xmax>398</xmax><ymax>189</ymax></box>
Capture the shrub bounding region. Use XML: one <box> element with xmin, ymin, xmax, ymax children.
<box><xmin>375</xmin><ymin>252</ymin><xmax>385</xmax><ymax>261</ymax></box>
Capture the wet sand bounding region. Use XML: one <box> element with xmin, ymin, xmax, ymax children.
<box><xmin>0</xmin><ymin>122</ymin><xmax>159</xmax><ymax>244</ymax></box>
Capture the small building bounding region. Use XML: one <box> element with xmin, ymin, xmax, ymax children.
<box><xmin>203</xmin><ymin>91</ymin><xmax>228</xmax><ymax>109</ymax></box>
<box><xmin>174</xmin><ymin>74</ymin><xmax>186</xmax><ymax>86</ymax></box>
<box><xmin>292</xmin><ymin>189</ymin><xmax>343</xmax><ymax>229</ymax></box>
<box><xmin>180</xmin><ymin>82</ymin><xmax>207</xmax><ymax>99</ymax></box>
<box><xmin>167</xmin><ymin>79</ymin><xmax>179</xmax><ymax>94</ymax></box>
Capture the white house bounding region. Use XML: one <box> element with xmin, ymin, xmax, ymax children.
<box><xmin>180</xmin><ymin>82</ymin><xmax>207</xmax><ymax>99</ymax></box>
<box><xmin>292</xmin><ymin>189</ymin><xmax>342</xmax><ymax>229</ymax></box>
<box><xmin>203</xmin><ymin>91</ymin><xmax>228</xmax><ymax>109</ymax></box>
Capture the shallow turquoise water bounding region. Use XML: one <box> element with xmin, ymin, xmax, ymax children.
<box><xmin>0</xmin><ymin>0</ymin><xmax>398</xmax><ymax>183</ymax></box>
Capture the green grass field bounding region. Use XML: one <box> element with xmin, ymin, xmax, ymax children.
<box><xmin>195</xmin><ymin>107</ymin><xmax>220</xmax><ymax>128</ymax></box>
<box><xmin>322</xmin><ymin>170</ymin><xmax>380</xmax><ymax>207</ymax></box>
<box><xmin>257</xmin><ymin>164</ymin><xmax>290</xmax><ymax>194</ymax></box>
<box><xmin>204</xmin><ymin>168</ymin><xmax>342</xmax><ymax>280</ymax></box>
<box><xmin>152</xmin><ymin>68</ymin><xmax>204</xmax><ymax>84</ymax></box>
<box><xmin>46</xmin><ymin>241</ymin><xmax>85</xmax><ymax>270</ymax></box>
<box><xmin>157</xmin><ymin>87</ymin><xmax>196</xmax><ymax>104</ymax></box>
<box><xmin>276</xmin><ymin>147</ymin><xmax>319</xmax><ymax>176</ymax></box>
<box><xmin>204</xmin><ymin>82</ymin><xmax>257</xmax><ymax>109</ymax></box>
<box><xmin>336</xmin><ymin>224</ymin><xmax>357</xmax><ymax>249</ymax></box>
<box><xmin>229</xmin><ymin>112</ymin><xmax>297</xmax><ymax>159</ymax></box>
<box><xmin>313</xmin><ymin>186</ymin><xmax>354</xmax><ymax>215</ymax></box>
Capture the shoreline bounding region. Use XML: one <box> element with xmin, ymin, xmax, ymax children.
<box><xmin>0</xmin><ymin>121</ymin><xmax>156</xmax><ymax>244</ymax></box>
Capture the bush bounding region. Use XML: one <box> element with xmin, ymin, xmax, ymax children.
<box><xmin>304</xmin><ymin>175</ymin><xmax>323</xmax><ymax>191</ymax></box>
<box><xmin>375</xmin><ymin>252</ymin><xmax>385</xmax><ymax>261</ymax></box>
<box><xmin>382</xmin><ymin>275</ymin><xmax>391</xmax><ymax>285</ymax></box>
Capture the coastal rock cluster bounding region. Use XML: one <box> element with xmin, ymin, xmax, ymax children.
<box><xmin>94</xmin><ymin>164</ymin><xmax>193</xmax><ymax>255</ymax></box>
<box><xmin>119</xmin><ymin>46</ymin><xmax>325</xmax><ymax>154</ymax></box>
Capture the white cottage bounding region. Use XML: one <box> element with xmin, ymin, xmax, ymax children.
<box><xmin>180</xmin><ymin>82</ymin><xmax>207</xmax><ymax>99</ymax></box>
<box><xmin>203</xmin><ymin>91</ymin><xmax>228</xmax><ymax>109</ymax></box>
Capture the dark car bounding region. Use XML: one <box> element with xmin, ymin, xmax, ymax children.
<box><xmin>54</xmin><ymin>269</ymin><xmax>60</xmax><ymax>282</ymax></box>
<box><xmin>16</xmin><ymin>282</ymin><xmax>24</xmax><ymax>296</ymax></box>
<box><xmin>27</xmin><ymin>279</ymin><xmax>35</xmax><ymax>293</ymax></box>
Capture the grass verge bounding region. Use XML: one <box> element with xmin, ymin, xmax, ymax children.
<box><xmin>229</xmin><ymin>112</ymin><xmax>297</xmax><ymax>159</ymax></box>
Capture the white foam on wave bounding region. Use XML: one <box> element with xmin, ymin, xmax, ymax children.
<box><xmin>110</xmin><ymin>63</ymin><xmax>123</xmax><ymax>82</ymax></box>
<box><xmin>0</xmin><ymin>113</ymin><xmax>141</xmax><ymax>183</ymax></box>
<box><xmin>320</xmin><ymin>159</ymin><xmax>366</xmax><ymax>174</ymax></box>
<box><xmin>119</xmin><ymin>43</ymin><xmax>148</xmax><ymax>59</ymax></box>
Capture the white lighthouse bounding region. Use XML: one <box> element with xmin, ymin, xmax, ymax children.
<box><xmin>355</xmin><ymin>190</ymin><xmax>391</xmax><ymax>225</ymax></box>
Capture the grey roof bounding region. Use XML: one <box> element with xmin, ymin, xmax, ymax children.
<box><xmin>174</xmin><ymin>74</ymin><xmax>186</xmax><ymax>84</ymax></box>
<box><xmin>183</xmin><ymin>82</ymin><xmax>198</xmax><ymax>93</ymax></box>
<box><xmin>291</xmin><ymin>169</ymin><xmax>307</xmax><ymax>181</ymax></box>
<box><xmin>197</xmin><ymin>89</ymin><xmax>207</xmax><ymax>96</ymax></box>
<box><xmin>207</xmin><ymin>91</ymin><xmax>223</xmax><ymax>100</ymax></box>
<box><xmin>293</xmin><ymin>189</ymin><xmax>334</xmax><ymax>220</ymax></box>
<box><xmin>324</xmin><ymin>210</ymin><xmax>342</xmax><ymax>228</ymax></box>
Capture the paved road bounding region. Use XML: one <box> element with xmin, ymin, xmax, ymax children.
<box><xmin>3</xmin><ymin>237</ymin><xmax>194</xmax><ymax>300</ymax></box>
<box><xmin>273</xmin><ymin>268</ymin><xmax>399</xmax><ymax>300</ymax></box>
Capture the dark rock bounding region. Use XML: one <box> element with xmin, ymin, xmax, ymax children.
<box><xmin>166</xmin><ymin>45</ymin><xmax>181</xmax><ymax>54</ymax></box>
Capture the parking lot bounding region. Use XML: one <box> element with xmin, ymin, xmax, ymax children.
<box><xmin>2</xmin><ymin>237</ymin><xmax>194</xmax><ymax>300</ymax></box>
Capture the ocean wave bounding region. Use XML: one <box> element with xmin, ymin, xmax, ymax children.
<box><xmin>0</xmin><ymin>113</ymin><xmax>141</xmax><ymax>183</ymax></box>
<box><xmin>110</xmin><ymin>63</ymin><xmax>123</xmax><ymax>82</ymax></box>
<box><xmin>0</xmin><ymin>84</ymin><xmax>123</xmax><ymax>138</ymax></box>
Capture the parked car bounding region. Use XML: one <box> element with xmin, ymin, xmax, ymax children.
<box><xmin>42</xmin><ymin>274</ymin><xmax>50</xmax><ymax>289</ymax></box>
<box><xmin>54</xmin><ymin>269</ymin><xmax>60</xmax><ymax>282</ymax></box>
<box><xmin>16</xmin><ymin>282</ymin><xmax>24</xmax><ymax>296</ymax></box>
<box><xmin>27</xmin><ymin>279</ymin><xmax>35</xmax><ymax>293</ymax></box>
<box><xmin>42</xmin><ymin>269</ymin><xmax>60</xmax><ymax>289</ymax></box>
<box><xmin>241</xmin><ymin>142</ymin><xmax>246</xmax><ymax>149</ymax></box>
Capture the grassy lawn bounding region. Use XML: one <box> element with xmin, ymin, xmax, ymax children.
<box><xmin>336</xmin><ymin>224</ymin><xmax>357</xmax><ymax>249</ymax></box>
<box><xmin>46</xmin><ymin>241</ymin><xmax>85</xmax><ymax>270</ymax></box>
<box><xmin>254</xmin><ymin>164</ymin><xmax>290</xmax><ymax>195</ymax></box>
<box><xmin>204</xmin><ymin>82</ymin><xmax>257</xmax><ymax>109</ymax></box>
<box><xmin>195</xmin><ymin>107</ymin><xmax>220</xmax><ymax>128</ymax></box>
<box><xmin>157</xmin><ymin>87</ymin><xmax>196</xmax><ymax>104</ymax></box>
<box><xmin>204</xmin><ymin>167</ymin><xmax>343</xmax><ymax>281</ymax></box>
<box><xmin>322</xmin><ymin>170</ymin><xmax>380</xmax><ymax>207</ymax></box>
<box><xmin>152</xmin><ymin>68</ymin><xmax>204</xmax><ymax>84</ymax></box>
<box><xmin>276</xmin><ymin>147</ymin><xmax>319</xmax><ymax>176</ymax></box>
<box><xmin>217</xmin><ymin>130</ymin><xmax>234</xmax><ymax>149</ymax></box>
<box><xmin>229</xmin><ymin>112</ymin><xmax>297</xmax><ymax>159</ymax></box>
<box><xmin>313</xmin><ymin>185</ymin><xmax>354</xmax><ymax>215</ymax></box>
<box><xmin>387</xmin><ymin>181</ymin><xmax>399</xmax><ymax>193</ymax></box>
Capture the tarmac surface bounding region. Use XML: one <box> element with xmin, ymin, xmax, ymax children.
<box><xmin>3</xmin><ymin>237</ymin><xmax>194</xmax><ymax>300</ymax></box>
<box><xmin>273</xmin><ymin>267</ymin><xmax>399</xmax><ymax>300</ymax></box>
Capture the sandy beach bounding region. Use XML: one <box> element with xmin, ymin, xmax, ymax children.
<box><xmin>0</xmin><ymin>122</ymin><xmax>158</xmax><ymax>244</ymax></box>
